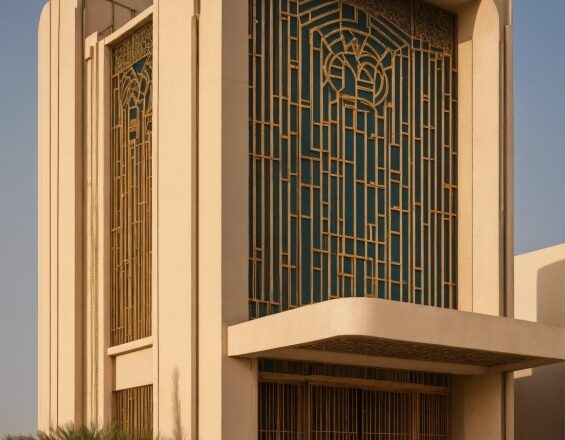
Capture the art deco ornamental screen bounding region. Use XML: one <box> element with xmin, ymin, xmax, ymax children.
<box><xmin>249</xmin><ymin>0</ymin><xmax>458</xmax><ymax>317</ymax></box>
<box><xmin>110</xmin><ymin>23</ymin><xmax>153</xmax><ymax>346</ymax></box>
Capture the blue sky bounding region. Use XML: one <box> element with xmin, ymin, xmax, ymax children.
<box><xmin>0</xmin><ymin>0</ymin><xmax>563</xmax><ymax>435</ymax></box>
<box><xmin>514</xmin><ymin>0</ymin><xmax>565</xmax><ymax>253</ymax></box>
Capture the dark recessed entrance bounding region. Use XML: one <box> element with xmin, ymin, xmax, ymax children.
<box><xmin>258</xmin><ymin>360</ymin><xmax>450</xmax><ymax>439</ymax></box>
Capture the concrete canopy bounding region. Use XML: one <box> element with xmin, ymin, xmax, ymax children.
<box><xmin>228</xmin><ymin>298</ymin><xmax>565</xmax><ymax>375</ymax></box>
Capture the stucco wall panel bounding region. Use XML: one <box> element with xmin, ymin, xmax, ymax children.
<box><xmin>199</xmin><ymin>0</ymin><xmax>255</xmax><ymax>437</ymax></box>
<box><xmin>153</xmin><ymin>0</ymin><xmax>197</xmax><ymax>437</ymax></box>
<box><xmin>472</xmin><ymin>0</ymin><xmax>503</xmax><ymax>316</ymax></box>
<box><xmin>451</xmin><ymin>373</ymin><xmax>505</xmax><ymax>440</ymax></box>
<box><xmin>114</xmin><ymin>348</ymin><xmax>153</xmax><ymax>391</ymax></box>
<box><xmin>38</xmin><ymin>0</ymin><xmax>52</xmax><ymax>429</ymax></box>
<box><xmin>515</xmin><ymin>245</ymin><xmax>565</xmax><ymax>440</ymax></box>
<box><xmin>38</xmin><ymin>0</ymin><xmax>84</xmax><ymax>428</ymax></box>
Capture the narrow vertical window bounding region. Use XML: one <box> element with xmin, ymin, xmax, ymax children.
<box><xmin>113</xmin><ymin>385</ymin><xmax>153</xmax><ymax>436</ymax></box>
<box><xmin>110</xmin><ymin>23</ymin><xmax>153</xmax><ymax>346</ymax></box>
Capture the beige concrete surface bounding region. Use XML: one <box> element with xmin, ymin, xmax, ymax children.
<box><xmin>38</xmin><ymin>0</ymin><xmax>84</xmax><ymax>428</ymax></box>
<box><xmin>38</xmin><ymin>1</ymin><xmax>51</xmax><ymax>429</ymax></box>
<box><xmin>515</xmin><ymin>244</ymin><xmax>565</xmax><ymax>325</ymax></box>
<box><xmin>84</xmin><ymin>0</ymin><xmax>152</xmax><ymax>37</ymax></box>
<box><xmin>452</xmin><ymin>373</ymin><xmax>506</xmax><ymax>440</ymax></box>
<box><xmin>114</xmin><ymin>348</ymin><xmax>153</xmax><ymax>391</ymax></box>
<box><xmin>451</xmin><ymin>0</ymin><xmax>513</xmax><ymax>316</ymax></box>
<box><xmin>514</xmin><ymin>244</ymin><xmax>565</xmax><ymax>440</ymax></box>
<box><xmin>153</xmin><ymin>1</ymin><xmax>197</xmax><ymax>437</ymax></box>
<box><xmin>229</xmin><ymin>297</ymin><xmax>565</xmax><ymax>372</ymax></box>
<box><xmin>197</xmin><ymin>0</ymin><xmax>256</xmax><ymax>437</ymax></box>
<box><xmin>469</xmin><ymin>0</ymin><xmax>508</xmax><ymax>316</ymax></box>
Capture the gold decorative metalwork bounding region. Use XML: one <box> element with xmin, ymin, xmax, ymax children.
<box><xmin>346</xmin><ymin>0</ymin><xmax>454</xmax><ymax>50</ymax></box>
<box><xmin>112</xmin><ymin>23</ymin><xmax>153</xmax><ymax>75</ymax></box>
<box><xmin>414</xmin><ymin>0</ymin><xmax>455</xmax><ymax>51</ymax></box>
<box><xmin>259</xmin><ymin>360</ymin><xmax>449</xmax><ymax>438</ymax></box>
<box><xmin>110</xmin><ymin>23</ymin><xmax>153</xmax><ymax>346</ymax></box>
<box><xmin>113</xmin><ymin>385</ymin><xmax>153</xmax><ymax>436</ymax></box>
<box><xmin>249</xmin><ymin>0</ymin><xmax>458</xmax><ymax>318</ymax></box>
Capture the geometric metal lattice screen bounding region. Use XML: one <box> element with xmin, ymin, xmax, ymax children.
<box><xmin>110</xmin><ymin>22</ymin><xmax>153</xmax><ymax>346</ymax></box>
<box><xmin>250</xmin><ymin>0</ymin><xmax>458</xmax><ymax>318</ymax></box>
<box><xmin>259</xmin><ymin>383</ymin><xmax>450</xmax><ymax>439</ymax></box>
<box><xmin>113</xmin><ymin>385</ymin><xmax>153</xmax><ymax>436</ymax></box>
<box><xmin>259</xmin><ymin>361</ymin><xmax>450</xmax><ymax>439</ymax></box>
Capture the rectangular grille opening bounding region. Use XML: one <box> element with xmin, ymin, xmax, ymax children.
<box><xmin>113</xmin><ymin>385</ymin><xmax>153</xmax><ymax>436</ymax></box>
<box><xmin>258</xmin><ymin>360</ymin><xmax>450</xmax><ymax>439</ymax></box>
<box><xmin>110</xmin><ymin>22</ymin><xmax>153</xmax><ymax>346</ymax></box>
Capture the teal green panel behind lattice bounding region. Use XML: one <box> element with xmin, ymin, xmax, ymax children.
<box><xmin>249</xmin><ymin>0</ymin><xmax>458</xmax><ymax>318</ymax></box>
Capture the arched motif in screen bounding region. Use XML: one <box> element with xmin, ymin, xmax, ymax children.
<box><xmin>249</xmin><ymin>0</ymin><xmax>457</xmax><ymax>318</ymax></box>
<box><xmin>110</xmin><ymin>23</ymin><xmax>153</xmax><ymax>346</ymax></box>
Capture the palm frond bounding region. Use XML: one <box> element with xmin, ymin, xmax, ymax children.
<box><xmin>2</xmin><ymin>424</ymin><xmax>154</xmax><ymax>440</ymax></box>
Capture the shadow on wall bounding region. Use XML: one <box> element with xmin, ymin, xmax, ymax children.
<box><xmin>515</xmin><ymin>259</ymin><xmax>565</xmax><ymax>440</ymax></box>
<box><xmin>537</xmin><ymin>259</ymin><xmax>565</xmax><ymax>327</ymax></box>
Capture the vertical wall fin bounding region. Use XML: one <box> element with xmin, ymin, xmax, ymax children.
<box><xmin>38</xmin><ymin>0</ymin><xmax>52</xmax><ymax>429</ymax></box>
<box><xmin>38</xmin><ymin>0</ymin><xmax>85</xmax><ymax>428</ymax></box>
<box><xmin>154</xmin><ymin>0</ymin><xmax>197</xmax><ymax>436</ymax></box>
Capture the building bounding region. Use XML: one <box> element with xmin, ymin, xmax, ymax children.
<box><xmin>514</xmin><ymin>244</ymin><xmax>565</xmax><ymax>440</ymax></box>
<box><xmin>37</xmin><ymin>0</ymin><xmax>565</xmax><ymax>438</ymax></box>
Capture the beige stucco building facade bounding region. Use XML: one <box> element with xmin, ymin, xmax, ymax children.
<box><xmin>37</xmin><ymin>0</ymin><xmax>565</xmax><ymax>438</ymax></box>
<box><xmin>514</xmin><ymin>244</ymin><xmax>565</xmax><ymax>440</ymax></box>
